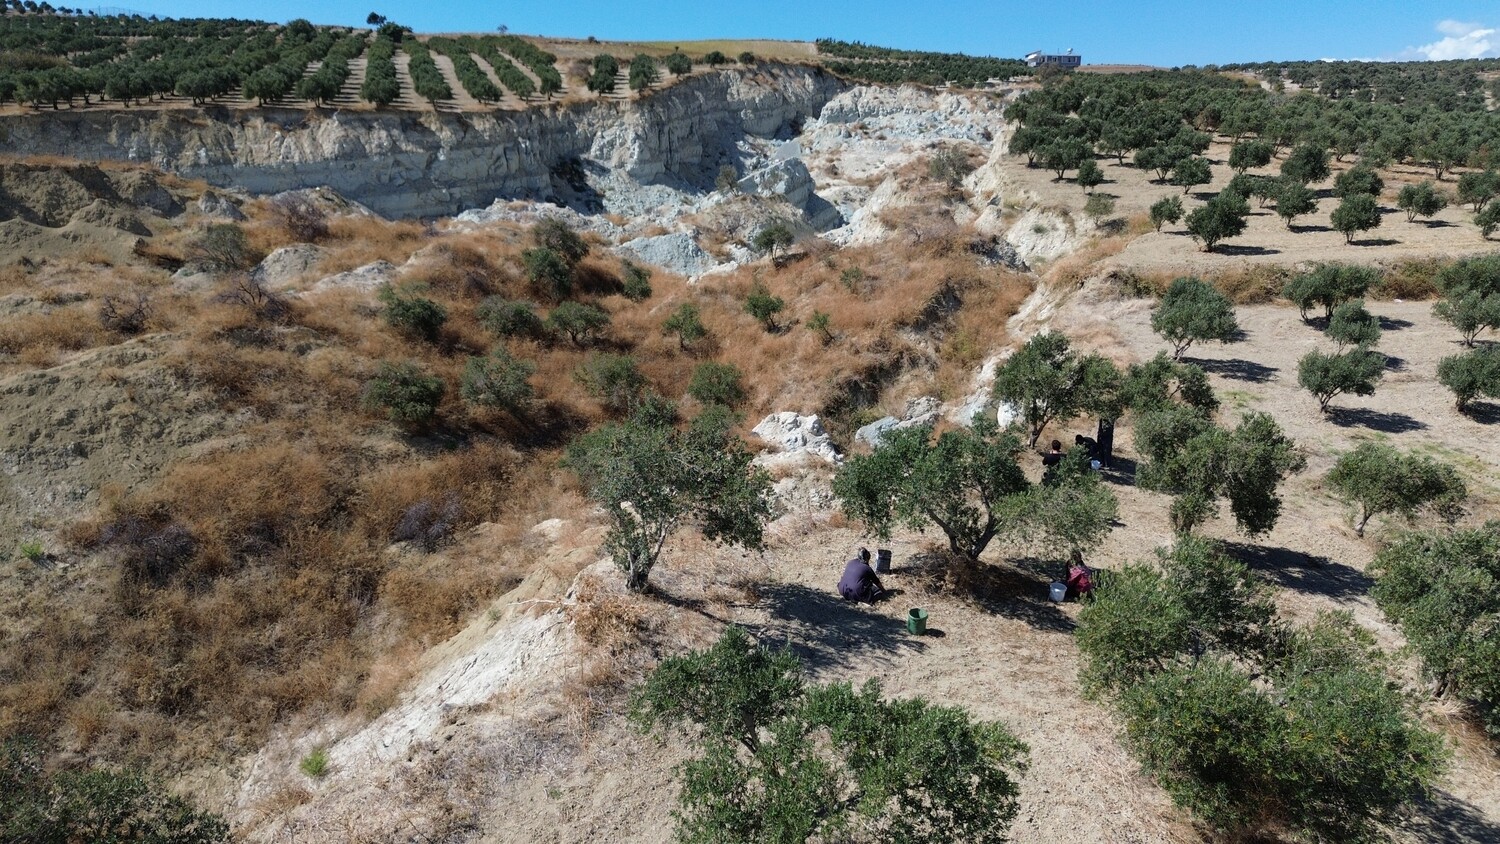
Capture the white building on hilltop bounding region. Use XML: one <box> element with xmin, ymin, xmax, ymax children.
<box><xmin>1025</xmin><ymin>49</ymin><xmax>1082</xmax><ymax>69</ymax></box>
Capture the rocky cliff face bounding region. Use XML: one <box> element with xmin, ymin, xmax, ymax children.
<box><xmin>0</xmin><ymin>66</ymin><xmax>847</xmax><ymax>219</ymax></box>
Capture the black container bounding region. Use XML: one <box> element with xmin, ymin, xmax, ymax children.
<box><xmin>875</xmin><ymin>548</ymin><xmax>892</xmax><ymax>574</ymax></box>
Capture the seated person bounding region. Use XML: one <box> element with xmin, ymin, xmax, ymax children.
<box><xmin>1041</xmin><ymin>439</ymin><xmax>1065</xmax><ymax>467</ymax></box>
<box><xmin>838</xmin><ymin>547</ymin><xmax>886</xmax><ymax>604</ymax></box>
<box><xmin>1065</xmin><ymin>551</ymin><xmax>1094</xmax><ymax>600</ymax></box>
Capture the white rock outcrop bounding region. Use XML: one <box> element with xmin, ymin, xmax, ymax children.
<box><xmin>312</xmin><ymin>260</ymin><xmax>397</xmax><ymax>292</ymax></box>
<box><xmin>752</xmin><ymin>412</ymin><xmax>842</xmax><ymax>467</ymax></box>
<box><xmin>0</xmin><ymin>66</ymin><xmax>848</xmax><ymax>219</ymax></box>
<box><xmin>251</xmin><ymin>244</ymin><xmax>327</xmax><ymax>290</ymax></box>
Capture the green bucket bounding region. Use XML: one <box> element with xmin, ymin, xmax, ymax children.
<box><xmin>907</xmin><ymin>607</ymin><xmax>928</xmax><ymax>635</ymax></box>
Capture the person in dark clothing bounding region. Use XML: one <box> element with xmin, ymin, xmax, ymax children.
<box><xmin>1074</xmin><ymin>433</ymin><xmax>1098</xmax><ymax>460</ymax></box>
<box><xmin>838</xmin><ymin>547</ymin><xmax>886</xmax><ymax>604</ymax></box>
<box><xmin>1041</xmin><ymin>439</ymin><xmax>1065</xmax><ymax>467</ymax></box>
<box><xmin>1096</xmin><ymin>418</ymin><xmax>1115</xmax><ymax>468</ymax></box>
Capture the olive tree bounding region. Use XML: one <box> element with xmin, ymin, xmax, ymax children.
<box><xmin>1148</xmin><ymin>195</ymin><xmax>1183</xmax><ymax>232</ymax></box>
<box><xmin>1398</xmin><ymin>181</ymin><xmax>1448</xmax><ymax>223</ymax></box>
<box><xmin>1065</xmin><ymin>157</ymin><xmax>1101</xmax><ymax>194</ymax></box>
<box><xmin>1456</xmin><ymin>169</ymin><xmax>1499</xmax><ymax>212</ymax></box>
<box><xmin>1227</xmin><ymin>139</ymin><xmax>1273</xmax><ymax>174</ymax></box>
<box><xmin>1330</xmin><ymin>193</ymin><xmax>1382</xmax><ymax>243</ymax></box>
<box><xmin>1433</xmin><ymin>255</ymin><xmax>1500</xmax><ymax>346</ymax></box>
<box><xmin>631</xmin><ymin>627</ymin><xmax>1029</xmax><ymax>844</ymax></box>
<box><xmin>1372</xmin><ymin>524</ymin><xmax>1500</xmax><ymax>736</ymax></box>
<box><xmin>1437</xmin><ymin>345</ymin><xmax>1500</xmax><ymax>410</ymax></box>
<box><xmin>1332</xmin><ymin>163</ymin><xmax>1383</xmax><ymax>198</ymax></box>
<box><xmin>1184</xmin><ymin>190</ymin><xmax>1250</xmax><ymax>252</ymax></box>
<box><xmin>1274</xmin><ymin>180</ymin><xmax>1318</xmax><ymax>229</ymax></box>
<box><xmin>1150</xmin><ymin>276</ymin><xmax>1240</xmax><ymax>360</ymax></box>
<box><xmin>992</xmin><ymin>332</ymin><xmax>1119</xmax><ymax>447</ymax></box>
<box><xmin>1169</xmin><ymin>155</ymin><xmax>1212</xmax><ymax>194</ymax></box>
<box><xmin>566</xmin><ymin>408</ymin><xmax>772</xmax><ymax>591</ymax></box>
<box><xmin>1297</xmin><ymin>347</ymin><xmax>1385</xmax><ymax>413</ymax></box>
<box><xmin>1120</xmin><ymin>352</ymin><xmax>1219</xmax><ymax>416</ymax></box>
<box><xmin>1135</xmin><ymin>409</ymin><xmax>1302</xmax><ymax>535</ymax></box>
<box><xmin>1326</xmin><ymin>300</ymin><xmax>1381</xmax><ymax>350</ymax></box>
<box><xmin>1280</xmin><ymin>142</ymin><xmax>1331</xmax><ymax>185</ymax></box>
<box><xmin>1282</xmin><ymin>263</ymin><xmax>1379</xmax><ymax>322</ymax></box>
<box><xmin>1080</xmin><ymin>540</ymin><xmax>1446</xmax><ymax>842</ymax></box>
<box><xmin>1326</xmin><ymin>443</ymin><xmax>1466</xmax><ymax>537</ymax></box>
<box><xmin>832</xmin><ymin>417</ymin><xmax>1028</xmax><ymax>560</ymax></box>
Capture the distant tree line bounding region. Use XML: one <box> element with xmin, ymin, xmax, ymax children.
<box><xmin>816</xmin><ymin>38</ymin><xmax>1029</xmax><ymax>88</ymax></box>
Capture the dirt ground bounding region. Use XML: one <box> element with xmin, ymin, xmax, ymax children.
<box><xmin>477</xmin><ymin>292</ymin><xmax>1500</xmax><ymax>844</ymax></box>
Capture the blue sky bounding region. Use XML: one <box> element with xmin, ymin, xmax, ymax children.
<box><xmin>113</xmin><ymin>2</ymin><xmax>1500</xmax><ymax>66</ymax></box>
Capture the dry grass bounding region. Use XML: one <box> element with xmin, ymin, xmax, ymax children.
<box><xmin>0</xmin><ymin>198</ymin><xmax>1039</xmax><ymax>774</ymax></box>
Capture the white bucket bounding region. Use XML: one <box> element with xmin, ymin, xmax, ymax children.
<box><xmin>1049</xmin><ymin>581</ymin><xmax>1068</xmax><ymax>602</ymax></box>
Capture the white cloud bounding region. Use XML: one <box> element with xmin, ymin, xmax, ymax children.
<box><xmin>1403</xmin><ymin>19</ymin><xmax>1499</xmax><ymax>61</ymax></box>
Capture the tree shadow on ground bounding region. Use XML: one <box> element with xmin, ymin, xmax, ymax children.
<box><xmin>1215</xmin><ymin>244</ymin><xmax>1282</xmax><ymax>256</ymax></box>
<box><xmin>1222</xmin><ymin>542</ymin><xmax>1374</xmax><ymax>601</ymax></box>
<box><xmin>1352</xmin><ymin>237</ymin><xmax>1400</xmax><ymax>247</ymax></box>
<box><xmin>1290</xmin><ymin>223</ymin><xmax>1332</xmax><ymax>234</ymax></box>
<box><xmin>1098</xmin><ymin>455</ymin><xmax>1138</xmax><ymax>487</ymax></box>
<box><xmin>752</xmin><ymin>582</ymin><xmax>927</xmax><ymax>671</ymax></box>
<box><xmin>1462</xmin><ymin>401</ymin><xmax>1500</xmax><ymax>424</ymax></box>
<box><xmin>1384</xmin><ymin>354</ymin><xmax>1408</xmax><ymax>372</ymax></box>
<box><xmin>1421</xmin><ymin>219</ymin><xmax>1457</xmax><ymax>228</ymax></box>
<box><xmin>1328</xmin><ymin>406</ymin><xmax>1428</xmax><ymax>433</ymax></box>
<box><xmin>1188</xmin><ymin>356</ymin><xmax>1278</xmax><ymax>382</ymax></box>
<box><xmin>1400</xmin><ymin>789</ymin><xmax>1500</xmax><ymax>844</ymax></box>
<box><xmin>906</xmin><ymin>551</ymin><xmax>1077</xmax><ymax>634</ymax></box>
<box><xmin>1378</xmin><ymin>316</ymin><xmax>1415</xmax><ymax>331</ymax></box>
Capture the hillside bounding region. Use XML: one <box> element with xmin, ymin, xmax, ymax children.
<box><xmin>2</xmin><ymin>16</ymin><xmax>1500</xmax><ymax>844</ymax></box>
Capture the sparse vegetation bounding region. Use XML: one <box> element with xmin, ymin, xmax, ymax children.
<box><xmin>662</xmin><ymin>302</ymin><xmax>707</xmax><ymax>349</ymax></box>
<box><xmin>378</xmin><ymin>283</ymin><xmax>448</xmax><ymax>342</ymax></box>
<box><xmin>2</xmin><ymin>738</ymin><xmax>231</xmax><ymax>843</ymax></box>
<box><xmin>460</xmin><ymin>347</ymin><xmax>536</xmax><ymax>415</ymax></box>
<box><xmin>299</xmin><ymin>746</ymin><xmax>330</xmax><ymax>778</ymax></box>
<box><xmin>687</xmin><ymin>361</ymin><xmax>746</xmax><ymax>408</ymax></box>
<box><xmin>743</xmin><ymin>279</ymin><xmax>786</xmax><ymax>330</ymax></box>
<box><xmin>363</xmin><ymin>360</ymin><xmax>445</xmax><ymax>428</ymax></box>
<box><xmin>545</xmin><ymin>301</ymin><xmax>611</xmax><ymax>346</ymax></box>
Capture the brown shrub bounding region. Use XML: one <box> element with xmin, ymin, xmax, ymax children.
<box><xmin>1208</xmin><ymin>263</ymin><xmax>1293</xmax><ymax>305</ymax></box>
<box><xmin>0</xmin><ymin>304</ymin><xmax>111</xmax><ymax>355</ymax></box>
<box><xmin>1373</xmin><ymin>258</ymin><xmax>1443</xmax><ymax>300</ymax></box>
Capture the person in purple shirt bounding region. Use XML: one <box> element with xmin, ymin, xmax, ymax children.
<box><xmin>838</xmin><ymin>547</ymin><xmax>886</xmax><ymax>604</ymax></box>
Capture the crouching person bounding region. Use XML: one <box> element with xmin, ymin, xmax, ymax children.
<box><xmin>838</xmin><ymin>547</ymin><xmax>886</xmax><ymax>604</ymax></box>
